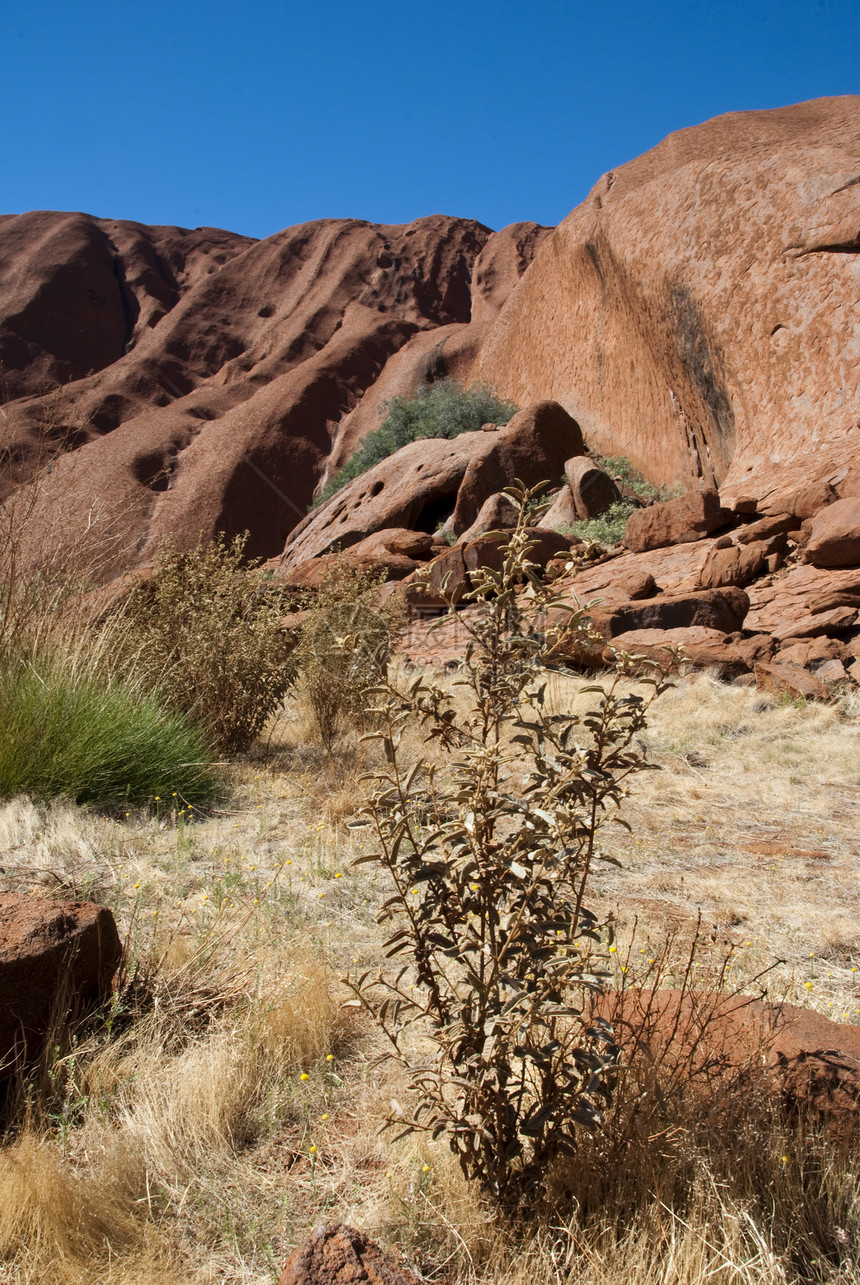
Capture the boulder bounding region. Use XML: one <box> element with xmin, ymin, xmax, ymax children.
<box><xmin>754</xmin><ymin>662</ymin><xmax>830</xmax><ymax>701</ymax></box>
<box><xmin>598</xmin><ymin>989</ymin><xmax>860</xmax><ymax>1134</ymax></box>
<box><xmin>616</xmin><ymin>569</ymin><xmax>658</xmax><ymax>600</ymax></box>
<box><xmin>733</xmin><ymin>513</ymin><xmax>796</xmax><ymax>546</ymax></box>
<box><xmin>537</xmin><ymin>486</ymin><xmax>579</xmax><ymax>533</ymax></box>
<box><xmin>588</xmin><ymin>586</ymin><xmax>749</xmax><ymax>641</ymax></box>
<box><xmin>699</xmin><ymin>539</ymin><xmax>772</xmax><ymax>590</ymax></box>
<box><xmin>564</xmin><ymin>456</ymin><xmax>621</xmax><ymax>520</ymax></box>
<box><xmin>464</xmin><ymin>528</ymin><xmax>575</xmax><ymax>574</ymax></box>
<box><xmin>772</xmin><ymin>606</ymin><xmax>858</xmax><ymax>643</ymax></box>
<box><xmin>734</xmin><ymin>634</ymin><xmax>776</xmax><ymax>668</ymax></box>
<box><xmin>451</xmin><ymin>401</ymin><xmax>585</xmax><ymax>535</ymax></box>
<box><xmin>281</xmin><ymin>433</ymin><xmax>485</xmax><ymax>568</ymax></box>
<box><xmin>791</xmin><ymin>479</ymin><xmax>839</xmax><ymax>521</ymax></box>
<box><xmin>0</xmin><ymin>893</ymin><xmax>122</xmax><ymax>1074</ymax></box>
<box><xmin>352</xmin><ymin>529</ymin><xmax>436</xmax><ymax>561</ymax></box>
<box><xmin>279</xmin><ymin>1224</ymin><xmax>421</xmax><ymax>1285</ymax></box>
<box><xmin>458</xmin><ymin>490</ymin><xmax>519</xmax><ymax>541</ymax></box>
<box><xmin>624</xmin><ymin>491</ymin><xmax>728</xmax><ymax>553</ymax></box>
<box><xmin>409</xmin><ymin>528</ymin><xmax>577</xmax><ymax>607</ymax></box>
<box><xmin>815</xmin><ymin>658</ymin><xmax>850</xmax><ymax>685</ymax></box>
<box><xmin>804</xmin><ymin>497</ymin><xmax>860</xmax><ymax>569</ymax></box>
<box><xmin>606</xmin><ymin>626</ymin><xmax>739</xmax><ymax>672</ymax></box>
<box><xmin>776</xmin><ymin>636</ymin><xmax>848</xmax><ymax>670</ymax></box>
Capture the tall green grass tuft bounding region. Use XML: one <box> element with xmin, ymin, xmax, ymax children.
<box><xmin>0</xmin><ymin>649</ymin><xmax>219</xmax><ymax>808</ymax></box>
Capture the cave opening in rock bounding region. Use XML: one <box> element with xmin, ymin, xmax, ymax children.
<box><xmin>413</xmin><ymin>490</ymin><xmax>458</xmax><ymax>534</ymax></box>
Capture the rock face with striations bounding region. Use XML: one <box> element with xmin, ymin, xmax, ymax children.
<box><xmin>475</xmin><ymin>95</ymin><xmax>860</xmax><ymax>513</ymax></box>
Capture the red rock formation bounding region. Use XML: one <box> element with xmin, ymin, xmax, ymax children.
<box><xmin>3</xmin><ymin>98</ymin><xmax>860</xmax><ymax>691</ymax></box>
<box><xmin>600</xmin><ymin>989</ymin><xmax>860</xmax><ymax>1133</ymax></box>
<box><xmin>0</xmin><ymin>892</ymin><xmax>122</xmax><ymax>1074</ymax></box>
<box><xmin>564</xmin><ymin>455</ymin><xmax>620</xmax><ymax>521</ymax></box>
<box><xmin>1</xmin><ymin>213</ymin><xmax>549</xmax><ymax>576</ymax></box>
<box><xmin>279</xmin><ymin>1224</ymin><xmax>421</xmax><ymax>1285</ymax></box>
<box><xmin>476</xmin><ymin>96</ymin><xmax>860</xmax><ymax>511</ymax></box>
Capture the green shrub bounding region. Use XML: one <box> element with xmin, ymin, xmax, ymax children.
<box><xmin>117</xmin><ymin>535</ymin><xmax>296</xmax><ymax>753</ymax></box>
<box><xmin>0</xmin><ymin>648</ymin><xmax>218</xmax><ymax>807</ymax></box>
<box><xmin>592</xmin><ymin>453</ymin><xmax>676</xmax><ymax>505</ymax></box>
<box><xmin>346</xmin><ymin>485</ymin><xmax>670</xmax><ymax>1212</ymax></box>
<box><xmin>567</xmin><ymin>499</ymin><xmax>637</xmax><ymax>547</ymax></box>
<box><xmin>562</xmin><ymin>457</ymin><xmax>679</xmax><ymax>548</ymax></box>
<box><xmin>314</xmin><ymin>379</ymin><xmax>518</xmax><ymax>506</ymax></box>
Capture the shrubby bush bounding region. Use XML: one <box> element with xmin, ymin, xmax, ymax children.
<box><xmin>117</xmin><ymin>534</ymin><xmax>297</xmax><ymax>753</ymax></box>
<box><xmin>294</xmin><ymin>561</ymin><xmax>402</xmax><ymax>751</ymax></box>
<box><xmin>314</xmin><ymin>379</ymin><xmax>518</xmax><ymax>505</ymax></box>
<box><xmin>568</xmin><ymin>500</ymin><xmax>636</xmax><ymax>547</ymax></box>
<box><xmin>347</xmin><ymin>484</ymin><xmax>670</xmax><ymax>1211</ymax></box>
<box><xmin>591</xmin><ymin>453</ymin><xmax>674</xmax><ymax>505</ymax></box>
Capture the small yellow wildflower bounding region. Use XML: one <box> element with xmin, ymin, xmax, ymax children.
<box><xmin>300</xmin><ymin>1073</ymin><xmax>309</xmax><ymax>1081</ymax></box>
<box><xmin>309</xmin><ymin>1144</ymin><xmax>317</xmax><ymax>1154</ymax></box>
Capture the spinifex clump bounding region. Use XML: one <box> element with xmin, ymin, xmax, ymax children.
<box><xmin>346</xmin><ymin>484</ymin><xmax>671</xmax><ymax>1211</ymax></box>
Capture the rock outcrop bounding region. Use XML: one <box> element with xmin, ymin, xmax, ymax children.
<box><xmin>0</xmin><ymin>893</ymin><xmax>122</xmax><ymax>1074</ymax></box>
<box><xmin>0</xmin><ymin>214</ymin><xmax>547</xmax><ymax>577</ymax></box>
<box><xmin>600</xmin><ymin>989</ymin><xmax>860</xmax><ymax>1133</ymax></box>
<box><xmin>475</xmin><ymin>95</ymin><xmax>860</xmax><ymax>512</ymax></box>
<box><xmin>2</xmin><ymin>98</ymin><xmax>860</xmax><ymax>694</ymax></box>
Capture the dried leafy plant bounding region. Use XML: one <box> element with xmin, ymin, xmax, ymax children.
<box><xmin>294</xmin><ymin>560</ymin><xmax>403</xmax><ymax>751</ymax></box>
<box><xmin>116</xmin><ymin>534</ymin><xmax>297</xmax><ymax>753</ymax></box>
<box><xmin>345</xmin><ymin>484</ymin><xmax>672</xmax><ymax>1212</ymax></box>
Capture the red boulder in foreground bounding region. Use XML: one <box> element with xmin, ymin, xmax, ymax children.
<box><xmin>279</xmin><ymin>1224</ymin><xmax>421</xmax><ymax>1285</ymax></box>
<box><xmin>0</xmin><ymin>893</ymin><xmax>122</xmax><ymax>1074</ymax></box>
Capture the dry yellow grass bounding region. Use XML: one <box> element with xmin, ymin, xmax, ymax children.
<box><xmin>0</xmin><ymin>671</ymin><xmax>858</xmax><ymax>1283</ymax></box>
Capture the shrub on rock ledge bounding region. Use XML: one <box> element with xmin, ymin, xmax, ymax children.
<box><xmin>315</xmin><ymin>379</ymin><xmax>518</xmax><ymax>506</ymax></box>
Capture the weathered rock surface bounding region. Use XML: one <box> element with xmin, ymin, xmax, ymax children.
<box><xmin>0</xmin><ymin>893</ymin><xmax>122</xmax><ymax>1074</ymax></box>
<box><xmin>459</xmin><ymin>490</ymin><xmax>520</xmax><ymax>540</ymax></box>
<box><xmin>537</xmin><ymin>485</ymin><xmax>578</xmax><ymax>532</ymax></box>
<box><xmin>0</xmin><ymin>215</ymin><xmax>546</xmax><ymax>576</ymax></box>
<box><xmin>279</xmin><ymin>400</ymin><xmax>582</xmax><ymax>572</ymax></box>
<box><xmin>476</xmin><ymin>96</ymin><xmax>860</xmax><ymax>512</ymax></box>
<box><xmin>599</xmin><ymin>990</ymin><xmax>860</xmax><ymax>1132</ymax></box>
<box><xmin>624</xmin><ymin>490</ymin><xmax>728</xmax><ymax>553</ymax></box>
<box><xmin>279</xmin><ymin>1224</ymin><xmax>421</xmax><ymax>1285</ymax></box>
<box><xmin>3</xmin><ymin>100</ymin><xmax>860</xmax><ymax>695</ymax></box>
<box><xmin>450</xmin><ymin>401</ymin><xmax>585</xmax><ymax>534</ymax></box>
<box><xmin>804</xmin><ymin>497</ymin><xmax>860</xmax><ymax>568</ymax></box>
<box><xmin>755</xmin><ymin>661</ymin><xmax>830</xmax><ymax>701</ymax></box>
<box><xmin>564</xmin><ymin>455</ymin><xmax>620</xmax><ymax>520</ymax></box>
<box><xmin>590</xmin><ymin>586</ymin><xmax>749</xmax><ymax>641</ymax></box>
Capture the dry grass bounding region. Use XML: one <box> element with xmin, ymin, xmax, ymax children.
<box><xmin>0</xmin><ymin>672</ymin><xmax>859</xmax><ymax>1282</ymax></box>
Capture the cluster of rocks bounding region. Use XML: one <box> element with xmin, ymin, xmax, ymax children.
<box><xmin>274</xmin><ymin>399</ymin><xmax>860</xmax><ymax>696</ymax></box>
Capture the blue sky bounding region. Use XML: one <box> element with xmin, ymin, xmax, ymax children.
<box><xmin>1</xmin><ymin>0</ymin><xmax>857</xmax><ymax>238</ymax></box>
